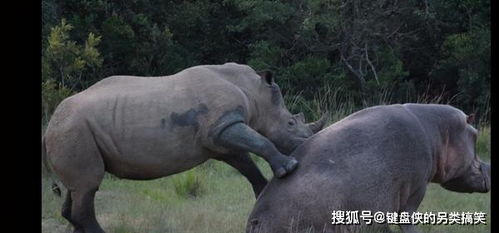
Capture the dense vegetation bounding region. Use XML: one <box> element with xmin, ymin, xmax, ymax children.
<box><xmin>42</xmin><ymin>0</ymin><xmax>490</xmax><ymax>125</ymax></box>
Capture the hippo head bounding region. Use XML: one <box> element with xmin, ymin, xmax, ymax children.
<box><xmin>253</xmin><ymin>71</ymin><xmax>328</xmax><ymax>154</ymax></box>
<box><xmin>438</xmin><ymin>113</ymin><xmax>490</xmax><ymax>193</ymax></box>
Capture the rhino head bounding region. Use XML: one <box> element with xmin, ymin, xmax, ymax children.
<box><xmin>438</xmin><ymin>114</ymin><xmax>490</xmax><ymax>193</ymax></box>
<box><xmin>252</xmin><ymin>71</ymin><xmax>328</xmax><ymax>155</ymax></box>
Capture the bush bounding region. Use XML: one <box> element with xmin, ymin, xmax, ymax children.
<box><xmin>42</xmin><ymin>79</ymin><xmax>75</xmax><ymax>126</ymax></box>
<box><xmin>42</xmin><ymin>19</ymin><xmax>103</xmax><ymax>127</ymax></box>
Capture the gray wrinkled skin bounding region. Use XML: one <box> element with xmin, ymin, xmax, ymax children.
<box><xmin>247</xmin><ymin>104</ymin><xmax>490</xmax><ymax>233</ymax></box>
<box><xmin>42</xmin><ymin>63</ymin><xmax>326</xmax><ymax>233</ymax></box>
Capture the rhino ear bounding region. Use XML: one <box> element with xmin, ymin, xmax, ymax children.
<box><xmin>466</xmin><ymin>113</ymin><xmax>476</xmax><ymax>124</ymax></box>
<box><xmin>257</xmin><ymin>70</ymin><xmax>274</xmax><ymax>85</ymax></box>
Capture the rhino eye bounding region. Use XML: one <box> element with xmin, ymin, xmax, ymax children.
<box><xmin>288</xmin><ymin>120</ymin><xmax>295</xmax><ymax>126</ymax></box>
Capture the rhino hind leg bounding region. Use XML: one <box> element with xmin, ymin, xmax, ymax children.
<box><xmin>47</xmin><ymin>127</ymin><xmax>106</xmax><ymax>233</ymax></box>
<box><xmin>215</xmin><ymin>122</ymin><xmax>298</xmax><ymax>178</ymax></box>
<box><xmin>69</xmin><ymin>187</ymin><xmax>105</xmax><ymax>233</ymax></box>
<box><xmin>61</xmin><ymin>191</ymin><xmax>76</xmax><ymax>227</ymax></box>
<box><xmin>61</xmin><ymin>170</ymin><xmax>105</xmax><ymax>233</ymax></box>
<box><xmin>62</xmin><ymin>167</ymin><xmax>105</xmax><ymax>233</ymax></box>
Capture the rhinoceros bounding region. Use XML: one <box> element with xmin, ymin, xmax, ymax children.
<box><xmin>247</xmin><ymin>103</ymin><xmax>490</xmax><ymax>233</ymax></box>
<box><xmin>42</xmin><ymin>62</ymin><xmax>327</xmax><ymax>233</ymax></box>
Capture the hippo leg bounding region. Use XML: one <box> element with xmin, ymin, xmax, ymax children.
<box><xmin>69</xmin><ymin>187</ymin><xmax>105</xmax><ymax>233</ymax></box>
<box><xmin>399</xmin><ymin>186</ymin><xmax>426</xmax><ymax>233</ymax></box>
<box><xmin>216</xmin><ymin>153</ymin><xmax>268</xmax><ymax>197</ymax></box>
<box><xmin>216</xmin><ymin>122</ymin><xmax>298</xmax><ymax>178</ymax></box>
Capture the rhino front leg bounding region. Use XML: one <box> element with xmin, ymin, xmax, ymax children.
<box><xmin>215</xmin><ymin>122</ymin><xmax>298</xmax><ymax>178</ymax></box>
<box><xmin>216</xmin><ymin>153</ymin><xmax>268</xmax><ymax>197</ymax></box>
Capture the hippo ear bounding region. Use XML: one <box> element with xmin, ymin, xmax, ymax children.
<box><xmin>466</xmin><ymin>113</ymin><xmax>476</xmax><ymax>124</ymax></box>
<box><xmin>257</xmin><ymin>70</ymin><xmax>274</xmax><ymax>85</ymax></box>
<box><xmin>294</xmin><ymin>112</ymin><xmax>306</xmax><ymax>122</ymax></box>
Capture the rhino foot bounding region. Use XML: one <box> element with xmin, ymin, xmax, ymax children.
<box><xmin>286</xmin><ymin>157</ymin><xmax>298</xmax><ymax>171</ymax></box>
<box><xmin>275</xmin><ymin>167</ymin><xmax>287</xmax><ymax>178</ymax></box>
<box><xmin>274</xmin><ymin>157</ymin><xmax>298</xmax><ymax>178</ymax></box>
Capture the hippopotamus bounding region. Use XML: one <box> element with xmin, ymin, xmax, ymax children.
<box><xmin>247</xmin><ymin>103</ymin><xmax>490</xmax><ymax>233</ymax></box>
<box><xmin>42</xmin><ymin>62</ymin><xmax>327</xmax><ymax>233</ymax></box>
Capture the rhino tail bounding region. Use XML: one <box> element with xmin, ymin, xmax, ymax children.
<box><xmin>42</xmin><ymin>136</ymin><xmax>61</xmax><ymax>197</ymax></box>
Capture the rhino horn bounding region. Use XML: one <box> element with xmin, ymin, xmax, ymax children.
<box><xmin>307</xmin><ymin>113</ymin><xmax>329</xmax><ymax>134</ymax></box>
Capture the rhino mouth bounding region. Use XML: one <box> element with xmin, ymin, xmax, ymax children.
<box><xmin>294</xmin><ymin>136</ymin><xmax>309</xmax><ymax>146</ymax></box>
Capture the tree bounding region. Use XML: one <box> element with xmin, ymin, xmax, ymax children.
<box><xmin>42</xmin><ymin>19</ymin><xmax>103</xmax><ymax>124</ymax></box>
<box><xmin>40</xmin><ymin>0</ymin><xmax>490</xmax><ymax>123</ymax></box>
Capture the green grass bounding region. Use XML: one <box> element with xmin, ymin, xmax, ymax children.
<box><xmin>476</xmin><ymin>126</ymin><xmax>490</xmax><ymax>160</ymax></box>
<box><xmin>41</xmin><ymin>104</ymin><xmax>491</xmax><ymax>233</ymax></box>
<box><xmin>42</xmin><ymin>159</ymin><xmax>272</xmax><ymax>233</ymax></box>
<box><xmin>172</xmin><ymin>168</ymin><xmax>205</xmax><ymax>199</ymax></box>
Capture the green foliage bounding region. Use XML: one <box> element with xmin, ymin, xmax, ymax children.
<box><xmin>42</xmin><ymin>19</ymin><xmax>103</xmax><ymax>124</ymax></box>
<box><xmin>172</xmin><ymin>169</ymin><xmax>204</xmax><ymax>199</ymax></box>
<box><xmin>435</xmin><ymin>27</ymin><xmax>490</xmax><ymax>118</ymax></box>
<box><xmin>101</xmin><ymin>15</ymin><xmax>136</xmax><ymax>68</ymax></box>
<box><xmin>247</xmin><ymin>40</ymin><xmax>283</xmax><ymax>70</ymax></box>
<box><xmin>284</xmin><ymin>56</ymin><xmax>332</xmax><ymax>90</ymax></box>
<box><xmin>41</xmin><ymin>0</ymin><xmax>490</xmax><ymax>124</ymax></box>
<box><xmin>41</xmin><ymin>80</ymin><xmax>75</xmax><ymax>125</ymax></box>
<box><xmin>43</xmin><ymin>19</ymin><xmax>103</xmax><ymax>88</ymax></box>
<box><xmin>375</xmin><ymin>48</ymin><xmax>410</xmax><ymax>87</ymax></box>
<box><xmin>227</xmin><ymin>0</ymin><xmax>294</xmax><ymax>32</ymax></box>
<box><xmin>476</xmin><ymin>126</ymin><xmax>490</xmax><ymax>160</ymax></box>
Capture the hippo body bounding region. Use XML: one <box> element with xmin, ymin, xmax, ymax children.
<box><xmin>247</xmin><ymin>104</ymin><xmax>490</xmax><ymax>233</ymax></box>
<box><xmin>42</xmin><ymin>63</ymin><xmax>326</xmax><ymax>233</ymax></box>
